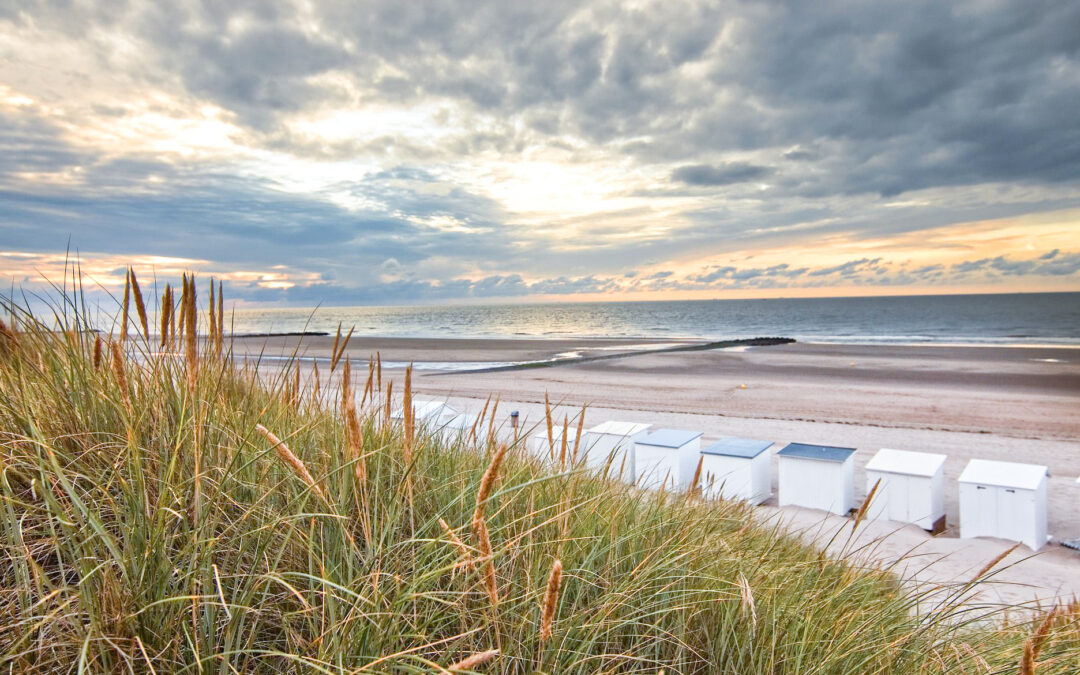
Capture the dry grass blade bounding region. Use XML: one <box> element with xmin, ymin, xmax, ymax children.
<box><xmin>169</xmin><ymin>282</ymin><xmax>177</xmax><ymax>347</ymax></box>
<box><xmin>470</xmin><ymin>395</ymin><xmax>491</xmax><ymax>445</ymax></box>
<box><xmin>472</xmin><ymin>444</ymin><xmax>509</xmax><ymax>531</ymax></box>
<box><xmin>544</xmin><ymin>393</ymin><xmax>554</xmax><ymax>459</ymax></box>
<box><xmin>346</xmin><ymin>399</ymin><xmax>366</xmax><ymax>482</ymax></box>
<box><xmin>129</xmin><ymin>267</ymin><xmax>149</xmax><ymax>340</ymax></box>
<box><xmin>183</xmin><ymin>274</ymin><xmax>197</xmax><ymax>371</ymax></box>
<box><xmin>376</xmin><ymin>350</ymin><xmax>382</xmax><ymax>391</ymax></box>
<box><xmin>972</xmin><ymin>542</ymin><xmax>1021</xmax><ymax>582</ymax></box>
<box><xmin>331</xmin><ymin>325</ymin><xmax>354</xmax><ymax>373</ymax></box>
<box><xmin>558</xmin><ymin>414</ymin><xmax>568</xmax><ymax>468</ymax></box>
<box><xmin>120</xmin><ymin>268</ymin><xmax>130</xmax><ymax>342</ymax></box>
<box><xmin>0</xmin><ymin>319</ymin><xmax>16</xmax><ymax>355</ymax></box>
<box><xmin>402</xmin><ymin>364</ymin><xmax>415</xmax><ymax>509</ymax></box>
<box><xmin>216</xmin><ymin>280</ymin><xmax>224</xmax><ymax>353</ymax></box>
<box><xmin>403</xmin><ymin>364</ymin><xmax>414</xmax><ymax>455</ymax></box>
<box><xmin>208</xmin><ymin>278</ymin><xmax>217</xmax><ymax>348</ymax></box>
<box><xmin>737</xmin><ymin>573</ymin><xmax>757</xmax><ymax>625</ymax></box>
<box><xmin>330</xmin><ymin>323</ymin><xmax>342</xmax><ymax>372</ymax></box>
<box><xmin>446</xmin><ymin>649</ymin><xmax>499</xmax><ymax>672</ymax></box>
<box><xmin>291</xmin><ymin>361</ymin><xmax>300</xmax><ymax>407</ymax></box>
<box><xmin>92</xmin><ymin>334</ymin><xmax>103</xmax><ymax>369</ymax></box>
<box><xmin>177</xmin><ymin>275</ymin><xmax>188</xmax><ymax>348</ymax></box>
<box><xmin>361</xmin><ymin>356</ymin><xmax>374</xmax><ymax>407</ymax></box>
<box><xmin>1020</xmin><ymin>606</ymin><xmax>1059</xmax><ymax>675</ymax></box>
<box><xmin>571</xmin><ymin>403</ymin><xmax>586</xmax><ymax>462</ymax></box>
<box><xmin>159</xmin><ymin>284</ymin><xmax>171</xmax><ymax>349</ymax></box>
<box><xmin>486</xmin><ymin>396</ymin><xmax>499</xmax><ymax>447</ymax></box>
<box><xmin>383</xmin><ymin>379</ymin><xmax>393</xmax><ymax>425</ymax></box>
<box><xmin>340</xmin><ymin>358</ymin><xmax>352</xmax><ymax>417</ymax></box>
<box><xmin>438</xmin><ymin>518</ymin><xmax>475</xmax><ymax>571</ymax></box>
<box><xmin>853</xmin><ymin>478</ymin><xmax>882</xmax><ymax>532</ymax></box>
<box><xmin>110</xmin><ymin>340</ymin><xmax>132</xmax><ymax>413</ymax></box>
<box><xmin>539</xmin><ymin>558</ymin><xmax>562</xmax><ymax>641</ymax></box>
<box><xmin>474</xmin><ymin>515</ymin><xmax>499</xmax><ymax>608</ymax></box>
<box><xmin>255</xmin><ymin>423</ymin><xmax>328</xmax><ymax>504</ymax></box>
<box><xmin>688</xmin><ymin>456</ymin><xmax>704</xmax><ymax>496</ymax></box>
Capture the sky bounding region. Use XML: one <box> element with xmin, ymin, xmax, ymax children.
<box><xmin>2</xmin><ymin>0</ymin><xmax>1079</xmax><ymax>306</ymax></box>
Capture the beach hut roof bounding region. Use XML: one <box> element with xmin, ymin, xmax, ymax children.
<box><xmin>638</xmin><ymin>429</ymin><xmax>703</xmax><ymax>448</ymax></box>
<box><xmin>777</xmin><ymin>442</ymin><xmax>856</xmax><ymax>463</ymax></box>
<box><xmin>959</xmin><ymin>459</ymin><xmax>1047</xmax><ymax>490</ymax></box>
<box><xmin>865</xmin><ymin>448</ymin><xmax>946</xmax><ymax>477</ymax></box>
<box><xmin>702</xmin><ymin>437</ymin><xmax>773</xmax><ymax>459</ymax></box>
<box><xmin>441</xmin><ymin>413</ymin><xmax>477</xmax><ymax>431</ymax></box>
<box><xmin>531</xmin><ymin>424</ymin><xmax>575</xmax><ymax>438</ymax></box>
<box><xmin>393</xmin><ymin>400</ymin><xmax>457</xmax><ymax>419</ymax></box>
<box><xmin>587</xmin><ymin>421</ymin><xmax>651</xmax><ymax>437</ymax></box>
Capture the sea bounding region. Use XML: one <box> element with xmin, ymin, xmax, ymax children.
<box><xmin>228</xmin><ymin>292</ymin><xmax>1080</xmax><ymax>347</ymax></box>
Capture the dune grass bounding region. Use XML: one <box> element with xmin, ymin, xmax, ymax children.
<box><xmin>1</xmin><ymin>277</ymin><xmax>1078</xmax><ymax>673</ymax></box>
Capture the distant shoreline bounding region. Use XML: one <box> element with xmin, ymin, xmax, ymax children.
<box><xmin>189</xmin><ymin>331</ymin><xmax>1080</xmax><ymax>349</ymax></box>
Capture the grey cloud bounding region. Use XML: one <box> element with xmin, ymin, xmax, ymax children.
<box><xmin>808</xmin><ymin>258</ymin><xmax>882</xmax><ymax>277</ymax></box>
<box><xmin>672</xmin><ymin>163</ymin><xmax>773</xmax><ymax>187</ymax></box>
<box><xmin>11</xmin><ymin>0</ymin><xmax>1080</xmax><ymax>202</ymax></box>
<box><xmin>3</xmin><ymin>0</ymin><xmax>1080</xmax><ymax>304</ymax></box>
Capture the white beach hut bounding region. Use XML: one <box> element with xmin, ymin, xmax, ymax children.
<box><xmin>958</xmin><ymin>459</ymin><xmax>1049</xmax><ymax>551</ymax></box>
<box><xmin>582</xmin><ymin>421</ymin><xmax>652</xmax><ymax>482</ymax></box>
<box><xmin>527</xmin><ymin>423</ymin><xmax>582</xmax><ymax>463</ymax></box>
<box><xmin>435</xmin><ymin>413</ymin><xmax>478</xmax><ymax>445</ymax></box>
<box><xmin>777</xmin><ymin>443</ymin><xmax>857</xmax><ymax>515</ymax></box>
<box><xmin>864</xmin><ymin>448</ymin><xmax>947</xmax><ymax>532</ymax></box>
<box><xmin>391</xmin><ymin>400</ymin><xmax>458</xmax><ymax>426</ymax></box>
<box><xmin>699</xmin><ymin>438</ymin><xmax>773</xmax><ymax>505</ymax></box>
<box><xmin>633</xmin><ymin>429</ymin><xmax>703</xmax><ymax>491</ymax></box>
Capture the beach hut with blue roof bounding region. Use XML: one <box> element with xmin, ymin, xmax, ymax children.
<box><xmin>777</xmin><ymin>442</ymin><xmax>857</xmax><ymax>515</ymax></box>
<box><xmin>700</xmin><ymin>437</ymin><xmax>774</xmax><ymax>504</ymax></box>
<box><xmin>634</xmin><ymin>429</ymin><xmax>703</xmax><ymax>491</ymax></box>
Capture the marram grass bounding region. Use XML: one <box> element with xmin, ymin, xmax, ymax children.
<box><xmin>1</xmin><ymin>282</ymin><xmax>1079</xmax><ymax>674</ymax></box>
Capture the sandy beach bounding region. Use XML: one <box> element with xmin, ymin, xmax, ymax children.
<box><xmin>232</xmin><ymin>335</ymin><xmax>1080</xmax><ymax>608</ymax></box>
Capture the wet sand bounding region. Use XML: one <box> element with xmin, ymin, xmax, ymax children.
<box><xmin>234</xmin><ymin>335</ymin><xmax>1080</xmax><ymax>608</ymax></box>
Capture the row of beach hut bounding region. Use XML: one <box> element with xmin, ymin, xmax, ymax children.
<box><xmin>396</xmin><ymin>401</ymin><xmax>1053</xmax><ymax>551</ymax></box>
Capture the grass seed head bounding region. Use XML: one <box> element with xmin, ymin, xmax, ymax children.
<box><xmin>540</xmin><ymin>558</ymin><xmax>563</xmax><ymax>641</ymax></box>
<box><xmin>447</xmin><ymin>649</ymin><xmax>499</xmax><ymax>672</ymax></box>
<box><xmin>129</xmin><ymin>267</ymin><xmax>149</xmax><ymax>340</ymax></box>
<box><xmin>255</xmin><ymin>423</ymin><xmax>328</xmax><ymax>504</ymax></box>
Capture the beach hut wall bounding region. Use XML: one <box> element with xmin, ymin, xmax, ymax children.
<box><xmin>391</xmin><ymin>400</ymin><xmax>458</xmax><ymax>424</ymax></box>
<box><xmin>582</xmin><ymin>421</ymin><xmax>652</xmax><ymax>482</ymax></box>
<box><xmin>699</xmin><ymin>437</ymin><xmax>774</xmax><ymax>505</ymax></box>
<box><xmin>776</xmin><ymin>443</ymin><xmax>857</xmax><ymax>515</ymax></box>
<box><xmin>435</xmin><ymin>413</ymin><xmax>478</xmax><ymax>445</ymax></box>
<box><xmin>527</xmin><ymin>423</ymin><xmax>580</xmax><ymax>462</ymax></box>
<box><xmin>633</xmin><ymin>429</ymin><xmax>704</xmax><ymax>491</ymax></box>
<box><xmin>958</xmin><ymin>458</ymin><xmax>1048</xmax><ymax>551</ymax></box>
<box><xmin>864</xmin><ymin>448</ymin><xmax>947</xmax><ymax>532</ymax></box>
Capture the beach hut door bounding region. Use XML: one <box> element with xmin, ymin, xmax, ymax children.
<box><xmin>887</xmin><ymin>475</ymin><xmax>910</xmax><ymax>523</ymax></box>
<box><xmin>974</xmin><ymin>485</ymin><xmax>995</xmax><ymax>536</ymax></box>
<box><xmin>998</xmin><ymin>488</ymin><xmax>1024</xmax><ymax>543</ymax></box>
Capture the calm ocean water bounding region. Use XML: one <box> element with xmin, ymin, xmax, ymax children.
<box><xmin>228</xmin><ymin>293</ymin><xmax>1080</xmax><ymax>347</ymax></box>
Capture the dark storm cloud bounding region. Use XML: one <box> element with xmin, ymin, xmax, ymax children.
<box><xmin>9</xmin><ymin>0</ymin><xmax>1080</xmax><ymax>197</ymax></box>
